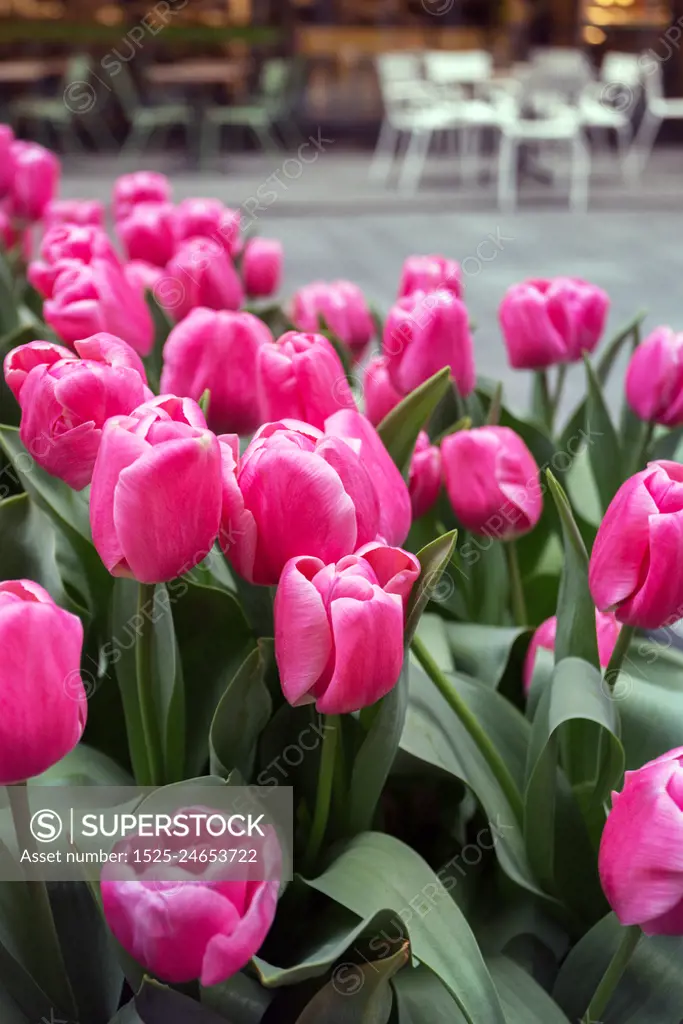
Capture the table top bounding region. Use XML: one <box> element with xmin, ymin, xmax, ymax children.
<box><xmin>0</xmin><ymin>59</ymin><xmax>66</xmax><ymax>83</ymax></box>
<box><xmin>145</xmin><ymin>60</ymin><xmax>248</xmax><ymax>86</ymax></box>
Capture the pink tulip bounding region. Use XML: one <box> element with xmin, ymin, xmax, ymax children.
<box><xmin>174</xmin><ymin>198</ymin><xmax>241</xmax><ymax>257</ymax></box>
<box><xmin>219</xmin><ymin>421</ymin><xmax>381</xmax><ymax>585</ymax></box>
<box><xmin>242</xmin><ymin>237</ymin><xmax>283</xmax><ymax>298</ymax></box>
<box><xmin>0</xmin><ymin>205</ymin><xmax>30</xmax><ymax>258</ymax></box>
<box><xmin>101</xmin><ymin>824</ymin><xmax>280</xmax><ymax>985</ymax></box>
<box><xmin>44</xmin><ymin>260</ymin><xmax>154</xmax><ymax>354</ymax></box>
<box><xmin>163</xmin><ymin>237</ymin><xmax>243</xmax><ymax>322</ymax></box>
<box><xmin>324</xmin><ymin>409</ymin><xmax>412</xmax><ymax>546</ymax></box>
<box><xmin>409</xmin><ymin>431</ymin><xmax>441</xmax><ymax>519</ymax></box>
<box><xmin>0</xmin><ymin>124</ymin><xmax>14</xmax><ymax>198</ymax></box>
<box><xmin>124</xmin><ymin>260</ymin><xmax>164</xmax><ymax>297</ymax></box>
<box><xmin>398</xmin><ymin>254</ymin><xmax>462</xmax><ymax>300</ymax></box>
<box><xmin>599</xmin><ymin>747</ymin><xmax>683</xmax><ymax>935</ymax></box>
<box><xmin>363</xmin><ymin>354</ymin><xmax>402</xmax><ymax>426</ymax></box>
<box><xmin>499</xmin><ymin>277</ymin><xmax>609</xmax><ymax>370</ymax></box>
<box><xmin>28</xmin><ymin>224</ymin><xmax>120</xmax><ymax>299</ymax></box>
<box><xmin>383</xmin><ymin>289</ymin><xmax>475</xmax><ymax>397</ymax></box>
<box><xmin>90</xmin><ymin>395</ymin><xmax>222</xmax><ymax>583</ymax></box>
<box><xmin>117</xmin><ymin>202</ymin><xmax>176</xmax><ymax>268</ymax></box>
<box><xmin>161</xmin><ymin>308</ymin><xmax>271</xmax><ymax>435</ymax></box>
<box><xmin>523</xmin><ymin>609</ymin><xmax>621</xmax><ymax>693</ymax></box>
<box><xmin>113</xmin><ymin>171</ymin><xmax>171</xmax><ymax>220</ymax></box>
<box><xmin>589</xmin><ymin>460</ymin><xmax>683</xmax><ymax>629</ymax></box>
<box><xmin>275</xmin><ymin>542</ymin><xmax>420</xmax><ymax>713</ymax></box>
<box><xmin>0</xmin><ymin>579</ymin><xmax>86</xmax><ymax>785</ymax></box>
<box><xmin>5</xmin><ymin>334</ymin><xmax>152</xmax><ymax>489</ymax></box>
<box><xmin>9</xmin><ymin>141</ymin><xmax>60</xmax><ymax>222</ymax></box>
<box><xmin>257</xmin><ymin>330</ymin><xmax>355</xmax><ymax>430</ymax></box>
<box><xmin>43</xmin><ymin>199</ymin><xmax>105</xmax><ymax>227</ymax></box>
<box><xmin>442</xmin><ymin>426</ymin><xmax>542</xmax><ymax>538</ymax></box>
<box><xmin>290</xmin><ymin>280</ymin><xmax>375</xmax><ymax>361</ymax></box>
<box><xmin>625</xmin><ymin>327</ymin><xmax>683</xmax><ymax>427</ymax></box>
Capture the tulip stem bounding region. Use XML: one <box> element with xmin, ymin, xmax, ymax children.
<box><xmin>411</xmin><ymin>636</ymin><xmax>524</xmax><ymax>824</ymax></box>
<box><xmin>505</xmin><ymin>541</ymin><xmax>528</xmax><ymax>627</ymax></box>
<box><xmin>582</xmin><ymin>924</ymin><xmax>641</xmax><ymax>1023</ymax></box>
<box><xmin>303</xmin><ymin>714</ymin><xmax>339</xmax><ymax>875</ymax></box>
<box><xmin>535</xmin><ymin>370</ymin><xmax>554</xmax><ymax>433</ymax></box>
<box><xmin>136</xmin><ymin>582</ymin><xmax>163</xmax><ymax>787</ymax></box>
<box><xmin>551</xmin><ymin>364</ymin><xmax>567</xmax><ymax>423</ymax></box>
<box><xmin>632</xmin><ymin>420</ymin><xmax>655</xmax><ymax>476</ymax></box>
<box><xmin>604</xmin><ymin>624</ymin><xmax>635</xmax><ymax>691</ymax></box>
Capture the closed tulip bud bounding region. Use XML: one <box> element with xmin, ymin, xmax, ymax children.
<box><xmin>9</xmin><ymin>141</ymin><xmax>60</xmax><ymax>222</ymax></box>
<box><xmin>0</xmin><ymin>124</ymin><xmax>14</xmax><ymax>198</ymax></box>
<box><xmin>442</xmin><ymin>426</ymin><xmax>542</xmax><ymax>538</ymax></box>
<box><xmin>113</xmin><ymin>171</ymin><xmax>171</xmax><ymax>220</ymax></box>
<box><xmin>5</xmin><ymin>333</ymin><xmax>152</xmax><ymax>489</ymax></box>
<box><xmin>0</xmin><ymin>579</ymin><xmax>86</xmax><ymax>785</ymax></box>
<box><xmin>398</xmin><ymin>254</ymin><xmax>462</xmax><ymax>300</ymax></box>
<box><xmin>43</xmin><ymin>199</ymin><xmax>105</xmax><ymax>228</ymax></box>
<box><xmin>161</xmin><ymin>308</ymin><xmax>271</xmax><ymax>435</ymax></box>
<box><xmin>257</xmin><ymin>330</ymin><xmax>355</xmax><ymax>430</ymax></box>
<box><xmin>164</xmin><ymin>237</ymin><xmax>243</xmax><ymax>322</ymax></box>
<box><xmin>325</xmin><ymin>409</ymin><xmax>412</xmax><ymax>546</ymax></box>
<box><xmin>384</xmin><ymin>288</ymin><xmax>475</xmax><ymax>397</ymax></box>
<box><xmin>117</xmin><ymin>202</ymin><xmax>176</xmax><ymax>268</ymax></box>
<box><xmin>599</xmin><ymin>747</ymin><xmax>683</xmax><ymax>934</ymax></box>
<box><xmin>523</xmin><ymin>609</ymin><xmax>621</xmax><ymax>693</ymax></box>
<box><xmin>625</xmin><ymin>327</ymin><xmax>683</xmax><ymax>427</ymax></box>
<box><xmin>219</xmin><ymin>421</ymin><xmax>382</xmax><ymax>584</ymax></box>
<box><xmin>101</xmin><ymin>824</ymin><xmax>280</xmax><ymax>985</ymax></box>
<box><xmin>242</xmin><ymin>237</ymin><xmax>283</xmax><ymax>298</ymax></box>
<box><xmin>499</xmin><ymin>277</ymin><xmax>609</xmax><ymax>370</ymax></box>
<box><xmin>174</xmin><ymin>198</ymin><xmax>241</xmax><ymax>256</ymax></box>
<box><xmin>275</xmin><ymin>541</ymin><xmax>420</xmax><ymax>713</ymax></box>
<box><xmin>290</xmin><ymin>280</ymin><xmax>375</xmax><ymax>361</ymax></box>
<box><xmin>589</xmin><ymin>460</ymin><xmax>683</xmax><ymax>629</ymax></box>
<box><xmin>28</xmin><ymin>224</ymin><xmax>120</xmax><ymax>299</ymax></box>
<box><xmin>409</xmin><ymin>431</ymin><xmax>441</xmax><ymax>519</ymax></box>
<box><xmin>124</xmin><ymin>259</ymin><xmax>164</xmax><ymax>297</ymax></box>
<box><xmin>90</xmin><ymin>395</ymin><xmax>222</xmax><ymax>583</ymax></box>
<box><xmin>44</xmin><ymin>260</ymin><xmax>154</xmax><ymax>355</ymax></box>
<box><xmin>363</xmin><ymin>354</ymin><xmax>402</xmax><ymax>426</ymax></box>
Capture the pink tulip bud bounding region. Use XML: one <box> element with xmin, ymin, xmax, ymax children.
<box><xmin>28</xmin><ymin>223</ymin><xmax>120</xmax><ymax>299</ymax></box>
<box><xmin>363</xmin><ymin>355</ymin><xmax>402</xmax><ymax>426</ymax></box>
<box><xmin>174</xmin><ymin>198</ymin><xmax>241</xmax><ymax>257</ymax></box>
<box><xmin>5</xmin><ymin>334</ymin><xmax>152</xmax><ymax>489</ymax></box>
<box><xmin>161</xmin><ymin>308</ymin><xmax>271</xmax><ymax>435</ymax></box>
<box><xmin>9</xmin><ymin>141</ymin><xmax>60</xmax><ymax>222</ymax></box>
<box><xmin>43</xmin><ymin>199</ymin><xmax>105</xmax><ymax>228</ymax></box>
<box><xmin>275</xmin><ymin>541</ymin><xmax>420</xmax><ymax>713</ymax></box>
<box><xmin>442</xmin><ymin>426</ymin><xmax>542</xmax><ymax>538</ymax></box>
<box><xmin>325</xmin><ymin>409</ymin><xmax>412</xmax><ymax>547</ymax></box>
<box><xmin>599</xmin><ymin>747</ymin><xmax>683</xmax><ymax>935</ymax></box>
<box><xmin>242</xmin><ymin>237</ymin><xmax>283</xmax><ymax>298</ymax></box>
<box><xmin>219</xmin><ymin>420</ymin><xmax>382</xmax><ymax>584</ymax></box>
<box><xmin>409</xmin><ymin>431</ymin><xmax>441</xmax><ymax>519</ymax></box>
<box><xmin>499</xmin><ymin>277</ymin><xmax>609</xmax><ymax>370</ymax></box>
<box><xmin>101</xmin><ymin>822</ymin><xmax>280</xmax><ymax>985</ymax></box>
<box><xmin>0</xmin><ymin>579</ymin><xmax>86</xmax><ymax>784</ymax></box>
<box><xmin>163</xmin><ymin>237</ymin><xmax>244</xmax><ymax>322</ymax></box>
<box><xmin>625</xmin><ymin>327</ymin><xmax>683</xmax><ymax>427</ymax></box>
<box><xmin>523</xmin><ymin>609</ymin><xmax>621</xmax><ymax>693</ymax></box>
<box><xmin>589</xmin><ymin>460</ymin><xmax>683</xmax><ymax>629</ymax></box>
<box><xmin>398</xmin><ymin>254</ymin><xmax>462</xmax><ymax>300</ymax></box>
<box><xmin>290</xmin><ymin>280</ymin><xmax>375</xmax><ymax>361</ymax></box>
<box><xmin>383</xmin><ymin>289</ymin><xmax>475</xmax><ymax>398</ymax></box>
<box><xmin>117</xmin><ymin>202</ymin><xmax>176</xmax><ymax>268</ymax></box>
<box><xmin>0</xmin><ymin>124</ymin><xmax>14</xmax><ymax>198</ymax></box>
<box><xmin>113</xmin><ymin>171</ymin><xmax>171</xmax><ymax>220</ymax></box>
<box><xmin>257</xmin><ymin>330</ymin><xmax>355</xmax><ymax>430</ymax></box>
<box><xmin>124</xmin><ymin>259</ymin><xmax>164</xmax><ymax>297</ymax></box>
<box><xmin>44</xmin><ymin>260</ymin><xmax>154</xmax><ymax>354</ymax></box>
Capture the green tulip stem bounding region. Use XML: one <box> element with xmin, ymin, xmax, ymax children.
<box><xmin>582</xmin><ymin>924</ymin><xmax>641</xmax><ymax>1023</ymax></box>
<box><xmin>536</xmin><ymin>370</ymin><xmax>554</xmax><ymax>433</ymax></box>
<box><xmin>411</xmin><ymin>635</ymin><xmax>524</xmax><ymax>824</ymax></box>
<box><xmin>604</xmin><ymin>624</ymin><xmax>635</xmax><ymax>692</ymax></box>
<box><xmin>303</xmin><ymin>714</ymin><xmax>339</xmax><ymax>875</ymax></box>
<box><xmin>632</xmin><ymin>420</ymin><xmax>655</xmax><ymax>475</ymax></box>
<box><xmin>551</xmin><ymin>364</ymin><xmax>567</xmax><ymax>424</ymax></box>
<box><xmin>505</xmin><ymin>540</ymin><xmax>528</xmax><ymax>627</ymax></box>
<box><xmin>136</xmin><ymin>582</ymin><xmax>163</xmax><ymax>786</ymax></box>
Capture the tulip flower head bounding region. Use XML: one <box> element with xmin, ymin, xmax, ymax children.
<box><xmin>113</xmin><ymin>171</ymin><xmax>171</xmax><ymax>220</ymax></box>
<box><xmin>409</xmin><ymin>431</ymin><xmax>442</xmax><ymax>520</ymax></box>
<box><xmin>242</xmin><ymin>237</ymin><xmax>283</xmax><ymax>298</ymax></box>
<box><xmin>397</xmin><ymin>254</ymin><xmax>462</xmax><ymax>300</ymax></box>
<box><xmin>9</xmin><ymin>140</ymin><xmax>60</xmax><ymax>222</ymax></box>
<box><xmin>625</xmin><ymin>327</ymin><xmax>683</xmax><ymax>427</ymax></box>
<box><xmin>363</xmin><ymin>354</ymin><xmax>402</xmax><ymax>427</ymax></box>
<box><xmin>290</xmin><ymin>280</ymin><xmax>375</xmax><ymax>361</ymax></box>
<box><xmin>523</xmin><ymin>609</ymin><xmax>621</xmax><ymax>693</ymax></box>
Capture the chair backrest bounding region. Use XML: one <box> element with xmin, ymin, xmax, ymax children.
<box><xmin>376</xmin><ymin>51</ymin><xmax>423</xmax><ymax>83</ymax></box>
<box><xmin>107</xmin><ymin>59</ymin><xmax>144</xmax><ymax>119</ymax></box>
<box><xmin>528</xmin><ymin>47</ymin><xmax>593</xmax><ymax>102</ymax></box>
<box><xmin>640</xmin><ymin>54</ymin><xmax>664</xmax><ymax>101</ymax></box>
<box><xmin>600</xmin><ymin>51</ymin><xmax>642</xmax><ymax>88</ymax></box>
<box><xmin>63</xmin><ymin>53</ymin><xmax>92</xmax><ymax>92</ymax></box>
<box><xmin>425</xmin><ymin>49</ymin><xmax>492</xmax><ymax>84</ymax></box>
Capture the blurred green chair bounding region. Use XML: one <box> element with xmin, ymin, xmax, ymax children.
<box><xmin>111</xmin><ymin>60</ymin><xmax>195</xmax><ymax>158</ymax></box>
<box><xmin>200</xmin><ymin>58</ymin><xmax>304</xmax><ymax>166</ymax></box>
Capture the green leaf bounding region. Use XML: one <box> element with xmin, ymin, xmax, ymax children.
<box><xmin>0</xmin><ymin>988</ymin><xmax>30</xmax><ymax>1024</ymax></box>
<box><xmin>305</xmin><ymin>832</ymin><xmax>506</xmax><ymax>1024</ymax></box>
<box><xmin>0</xmin><ymin>880</ymin><xmax>57</xmax><ymax>1020</ymax></box>
<box><xmin>110</xmin><ymin>578</ymin><xmax>153</xmax><ymax>785</ymax></box>
<box><xmin>35</xmin><ymin>744</ymin><xmax>132</xmax><ymax>786</ymax></box>
<box><xmin>487</xmin><ymin>956</ymin><xmax>571</xmax><ymax>1024</ymax></box>
<box><xmin>0</xmin><ymin>249</ymin><xmax>20</xmax><ymax>336</ymax></box>
<box><xmin>583</xmin><ymin>355</ymin><xmax>623</xmax><ymax>511</ymax></box>
<box><xmin>596</xmin><ymin>308</ymin><xmax>647</xmax><ymax>385</ymax></box>
<box><xmin>201</xmin><ymin>972</ymin><xmax>273</xmax><ymax>1023</ymax></box>
<box><xmin>617</xmin><ymin>636</ymin><xmax>683</xmax><ymax>768</ymax></box>
<box><xmin>135</xmin><ymin>979</ymin><xmax>230</xmax><ymax>1023</ymax></box>
<box><xmin>405</xmin><ymin>530</ymin><xmax>457</xmax><ymax>644</ymax></box>
<box><xmin>144</xmin><ymin>290</ymin><xmax>173</xmax><ymax>390</ymax></box>
<box><xmin>393</xmin><ymin>964</ymin><xmax>467</xmax><ymax>1023</ymax></box>
<box><xmin>295</xmin><ymin>942</ymin><xmax>409</xmax><ymax>1023</ymax></box>
<box><xmin>109</xmin><ymin>1002</ymin><xmax>144</xmax><ymax>1023</ymax></box>
<box><xmin>209</xmin><ymin>640</ymin><xmax>272</xmax><ymax>779</ymax></box>
<box><xmin>0</xmin><ymin>494</ymin><xmax>66</xmax><ymax>602</ymax></box>
<box><xmin>377</xmin><ymin>368</ymin><xmax>451</xmax><ymax>474</ymax></box>
<box><xmin>446</xmin><ymin>623</ymin><xmax>530</xmax><ymax>690</ymax></box>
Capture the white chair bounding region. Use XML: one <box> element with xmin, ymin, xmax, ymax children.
<box><xmin>424</xmin><ymin>49</ymin><xmax>493</xmax><ymax>88</ymax></box>
<box><xmin>625</xmin><ymin>55</ymin><xmax>683</xmax><ymax>180</ymax></box>
<box><xmin>530</xmin><ymin>48</ymin><xmax>594</xmax><ymax>102</ymax></box>
<box><xmin>579</xmin><ymin>52</ymin><xmax>640</xmax><ymax>170</ymax></box>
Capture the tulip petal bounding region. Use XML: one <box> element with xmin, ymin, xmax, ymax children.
<box><xmin>201</xmin><ymin>881</ymin><xmax>279</xmax><ymax>987</ymax></box>
<box><xmin>90</xmin><ymin>420</ymin><xmax>150</xmax><ymax>575</ymax></box>
<box><xmin>619</xmin><ymin>509</ymin><xmax>683</xmax><ymax>628</ymax></box>
<box><xmin>275</xmin><ymin>556</ymin><xmax>332</xmax><ymax>706</ymax></box>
